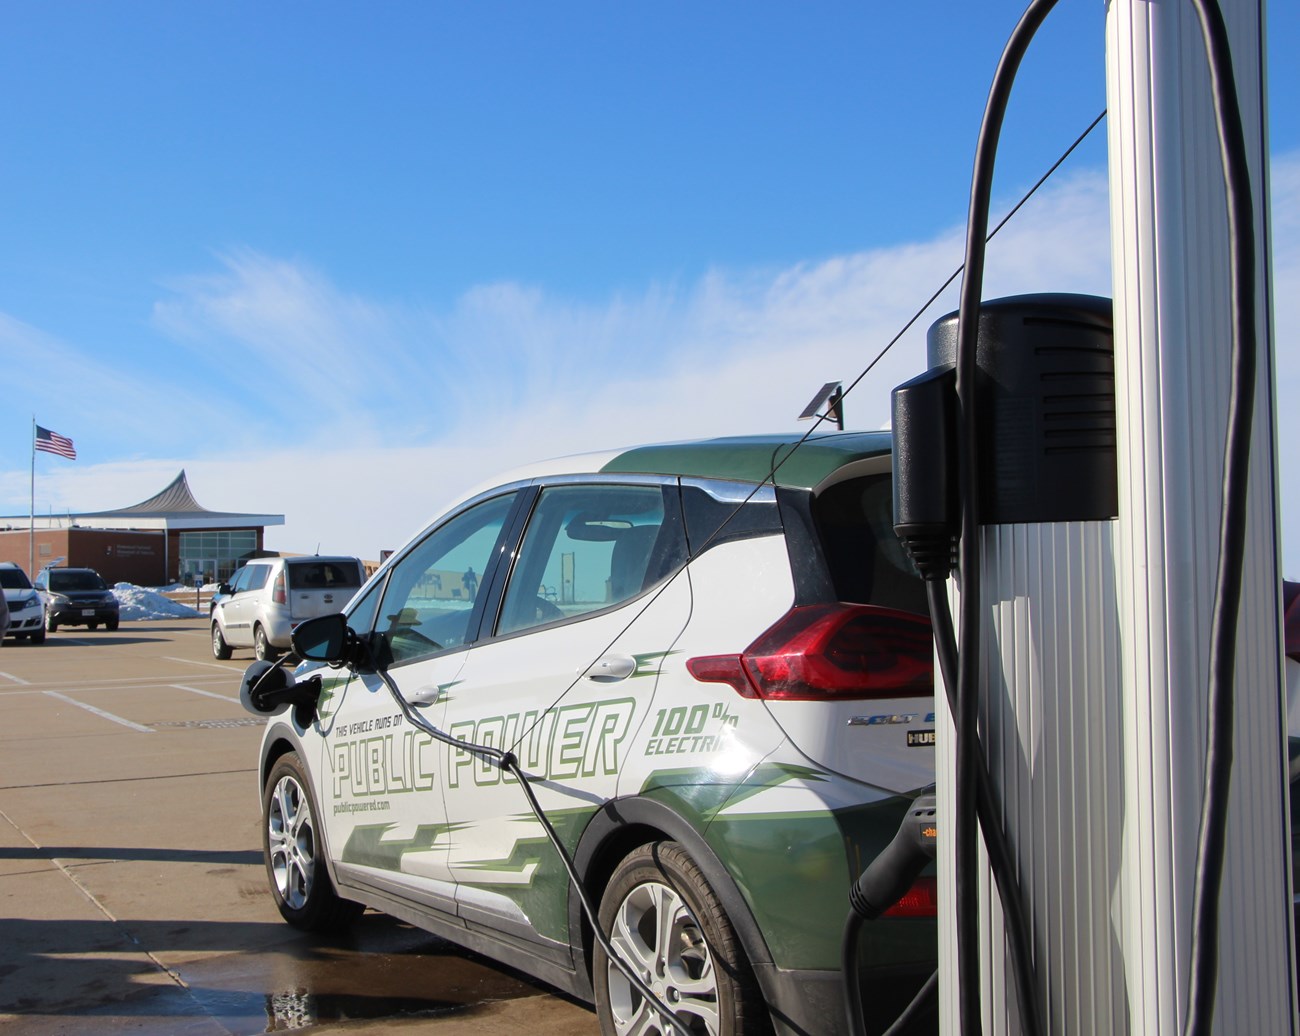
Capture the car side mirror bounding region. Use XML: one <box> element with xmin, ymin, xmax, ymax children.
<box><xmin>218</xmin><ymin>582</ymin><xmax>232</xmax><ymax>595</ymax></box>
<box><xmin>239</xmin><ymin>660</ymin><xmax>321</xmax><ymax>726</ymax></box>
<box><xmin>293</xmin><ymin>613</ymin><xmax>352</xmax><ymax>663</ymax></box>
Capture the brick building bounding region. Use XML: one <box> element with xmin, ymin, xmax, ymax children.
<box><xmin>0</xmin><ymin>471</ymin><xmax>283</xmax><ymax>586</ymax></box>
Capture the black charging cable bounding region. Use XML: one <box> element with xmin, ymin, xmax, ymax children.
<box><xmin>951</xmin><ymin>3</ymin><xmax>1062</xmax><ymax>1033</ymax></box>
<box><xmin>1180</xmin><ymin>2</ymin><xmax>1258</xmax><ymax>1033</ymax></box>
<box><xmin>355</xmin><ymin>639</ymin><xmax>695</xmax><ymax>1036</ymax></box>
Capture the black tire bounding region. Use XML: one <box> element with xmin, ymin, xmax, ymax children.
<box><xmin>45</xmin><ymin>616</ymin><xmax>57</xmax><ymax>632</ymax></box>
<box><xmin>593</xmin><ymin>842</ymin><xmax>770</xmax><ymax>1036</ymax></box>
<box><xmin>106</xmin><ymin>617</ymin><xmax>119</xmax><ymax>631</ymax></box>
<box><xmin>28</xmin><ymin>628</ymin><xmax>45</xmax><ymax>645</ymax></box>
<box><xmin>254</xmin><ymin>625</ymin><xmax>279</xmax><ymax>662</ymax></box>
<box><xmin>211</xmin><ymin>622</ymin><xmax>232</xmax><ymax>660</ymax></box>
<box><xmin>262</xmin><ymin>752</ymin><xmax>361</xmax><ymax>932</ymax></box>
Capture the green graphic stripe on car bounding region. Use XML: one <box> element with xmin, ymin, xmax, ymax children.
<box><xmin>418</xmin><ymin>679</ymin><xmax>464</xmax><ymax>706</ymax></box>
<box><xmin>341</xmin><ymin>823</ymin><xmax>456</xmax><ymax>870</ymax></box>
<box><xmin>314</xmin><ymin>677</ymin><xmax>348</xmax><ymax>723</ymax></box>
<box><xmin>638</xmin><ymin>761</ymin><xmax>830</xmax><ymax>825</ymax></box>
<box><xmin>704</xmin><ymin>796</ymin><xmax>935</xmax><ymax>971</ymax></box>
<box><xmin>631</xmin><ymin>650</ymin><xmax>678</xmax><ymax>677</ymax></box>
<box><xmin>452</xmin><ymin>808</ymin><xmax>596</xmax><ymax>941</ymax></box>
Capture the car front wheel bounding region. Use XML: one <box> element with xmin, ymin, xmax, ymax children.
<box><xmin>262</xmin><ymin>752</ymin><xmax>361</xmax><ymax>931</ymax></box>
<box><xmin>211</xmin><ymin>622</ymin><xmax>232</xmax><ymax>659</ymax></box>
<box><xmin>594</xmin><ymin>841</ymin><xmax>769</xmax><ymax>1036</ymax></box>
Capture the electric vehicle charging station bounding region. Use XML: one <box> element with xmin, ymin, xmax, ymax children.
<box><xmin>891</xmin><ymin>0</ymin><xmax>1296</xmax><ymax>1032</ymax></box>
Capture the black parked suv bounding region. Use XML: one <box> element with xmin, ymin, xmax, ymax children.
<box><xmin>36</xmin><ymin>567</ymin><xmax>120</xmax><ymax>632</ymax></box>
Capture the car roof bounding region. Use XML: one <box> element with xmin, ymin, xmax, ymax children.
<box><xmin>448</xmin><ymin>431</ymin><xmax>894</xmax><ymax>517</ymax></box>
<box><xmin>599</xmin><ymin>431</ymin><xmax>894</xmax><ymax>489</ymax></box>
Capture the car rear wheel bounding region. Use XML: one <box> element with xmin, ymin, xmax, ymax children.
<box><xmin>211</xmin><ymin>622</ymin><xmax>232</xmax><ymax>660</ymax></box>
<box><xmin>45</xmin><ymin>615</ymin><xmax>57</xmax><ymax>632</ymax></box>
<box><xmin>254</xmin><ymin>624</ymin><xmax>279</xmax><ymax>662</ymax></box>
<box><xmin>106</xmin><ymin>617</ymin><xmax>119</xmax><ymax>631</ymax></box>
<box><xmin>263</xmin><ymin>752</ymin><xmax>361</xmax><ymax>931</ymax></box>
<box><xmin>594</xmin><ymin>841</ymin><xmax>769</xmax><ymax>1036</ymax></box>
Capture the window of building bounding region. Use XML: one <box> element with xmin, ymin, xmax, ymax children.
<box><xmin>179</xmin><ymin>530</ymin><xmax>259</xmax><ymax>586</ymax></box>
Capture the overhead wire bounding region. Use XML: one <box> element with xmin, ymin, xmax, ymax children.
<box><xmin>508</xmin><ymin>106</ymin><xmax>1108</xmax><ymax>757</ymax></box>
<box><xmin>337</xmin><ymin>103</ymin><xmax>1108</xmax><ymax>1034</ymax></box>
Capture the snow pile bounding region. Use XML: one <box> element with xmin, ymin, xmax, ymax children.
<box><xmin>112</xmin><ymin>582</ymin><xmax>202</xmax><ymax>621</ymax></box>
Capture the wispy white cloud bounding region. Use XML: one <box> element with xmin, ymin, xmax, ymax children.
<box><xmin>5</xmin><ymin>158</ymin><xmax>1299</xmax><ymax>573</ymax></box>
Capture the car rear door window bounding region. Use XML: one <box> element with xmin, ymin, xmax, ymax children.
<box><xmin>496</xmin><ymin>482</ymin><xmax>685</xmax><ymax>637</ymax></box>
<box><xmin>287</xmin><ymin>561</ymin><xmax>362</xmax><ymax>591</ymax></box>
<box><xmin>812</xmin><ymin>474</ymin><xmax>927</xmax><ymax>615</ymax></box>
<box><xmin>374</xmin><ymin>493</ymin><xmax>517</xmax><ymax>666</ymax></box>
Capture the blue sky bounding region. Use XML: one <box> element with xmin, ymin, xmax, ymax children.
<box><xmin>0</xmin><ymin>2</ymin><xmax>1297</xmax><ymax>570</ymax></box>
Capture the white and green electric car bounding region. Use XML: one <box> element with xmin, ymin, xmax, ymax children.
<box><xmin>248</xmin><ymin>432</ymin><xmax>938</xmax><ymax>1036</ymax></box>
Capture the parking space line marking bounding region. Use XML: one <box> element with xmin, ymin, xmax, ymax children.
<box><xmin>0</xmin><ymin>672</ymin><xmax>30</xmax><ymax>685</ymax></box>
<box><xmin>43</xmin><ymin>691</ymin><xmax>154</xmax><ymax>733</ymax></box>
<box><xmin>163</xmin><ymin>656</ymin><xmax>246</xmax><ymax>672</ymax></box>
<box><xmin>170</xmin><ymin>684</ymin><xmax>240</xmax><ymax>703</ymax></box>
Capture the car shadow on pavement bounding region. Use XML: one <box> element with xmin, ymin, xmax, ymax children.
<box><xmin>0</xmin><ymin>845</ymin><xmax>262</xmax><ymax>866</ymax></box>
<box><xmin>0</xmin><ymin>913</ymin><xmax>575</xmax><ymax>1034</ymax></box>
<box><xmin>29</xmin><ymin>635</ymin><xmax>171</xmax><ymax>647</ymax></box>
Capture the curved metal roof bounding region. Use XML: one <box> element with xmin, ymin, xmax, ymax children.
<box><xmin>76</xmin><ymin>470</ymin><xmax>283</xmax><ymax>524</ymax></box>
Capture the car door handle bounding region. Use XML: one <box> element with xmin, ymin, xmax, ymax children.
<box><xmin>583</xmin><ymin>655</ymin><xmax>636</xmax><ymax>682</ymax></box>
<box><xmin>404</xmin><ymin>685</ymin><xmax>442</xmax><ymax>706</ymax></box>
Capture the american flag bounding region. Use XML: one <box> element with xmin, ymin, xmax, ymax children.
<box><xmin>35</xmin><ymin>425</ymin><xmax>77</xmax><ymax>460</ymax></box>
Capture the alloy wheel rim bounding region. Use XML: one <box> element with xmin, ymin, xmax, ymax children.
<box><xmin>267</xmin><ymin>774</ymin><xmax>315</xmax><ymax>910</ymax></box>
<box><xmin>606</xmin><ymin>879</ymin><xmax>719</xmax><ymax>1036</ymax></box>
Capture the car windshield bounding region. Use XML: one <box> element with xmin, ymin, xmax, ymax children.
<box><xmin>288</xmin><ymin>561</ymin><xmax>361</xmax><ymax>591</ymax></box>
<box><xmin>0</xmin><ymin>568</ymin><xmax>32</xmax><ymax>590</ymax></box>
<box><xmin>49</xmin><ymin>570</ymin><xmax>108</xmax><ymax>592</ymax></box>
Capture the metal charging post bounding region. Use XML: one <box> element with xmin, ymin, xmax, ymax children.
<box><xmin>1106</xmin><ymin>0</ymin><xmax>1294</xmax><ymax>1031</ymax></box>
<box><xmin>916</xmin><ymin>1</ymin><xmax>1295</xmax><ymax>1032</ymax></box>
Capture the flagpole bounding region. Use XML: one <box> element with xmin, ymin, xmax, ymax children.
<box><xmin>29</xmin><ymin>416</ymin><xmax>35</xmax><ymax>576</ymax></box>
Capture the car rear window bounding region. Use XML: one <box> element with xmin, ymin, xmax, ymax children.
<box><xmin>811</xmin><ymin>474</ymin><xmax>927</xmax><ymax>616</ymax></box>
<box><xmin>287</xmin><ymin>561</ymin><xmax>362</xmax><ymax>591</ymax></box>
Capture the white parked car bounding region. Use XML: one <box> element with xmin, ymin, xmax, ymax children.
<box><xmin>1</xmin><ymin>562</ymin><xmax>46</xmax><ymax>643</ymax></box>
<box><xmin>211</xmin><ymin>556</ymin><xmax>365</xmax><ymax>661</ymax></box>
<box><xmin>244</xmin><ymin>433</ymin><xmax>938</xmax><ymax>1035</ymax></box>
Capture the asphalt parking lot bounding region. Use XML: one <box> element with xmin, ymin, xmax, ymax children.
<box><xmin>0</xmin><ymin>618</ymin><xmax>599</xmax><ymax>1035</ymax></box>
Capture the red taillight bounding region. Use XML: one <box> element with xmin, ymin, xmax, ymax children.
<box><xmin>882</xmin><ymin>877</ymin><xmax>938</xmax><ymax>918</ymax></box>
<box><xmin>685</xmin><ymin>654</ymin><xmax>758</xmax><ymax>698</ymax></box>
<box><xmin>689</xmin><ymin>604</ymin><xmax>933</xmax><ymax>701</ymax></box>
<box><xmin>273</xmin><ymin>572</ymin><xmax>286</xmax><ymax>606</ymax></box>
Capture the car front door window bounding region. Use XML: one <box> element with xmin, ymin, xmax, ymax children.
<box><xmin>375</xmin><ymin>493</ymin><xmax>518</xmax><ymax>666</ymax></box>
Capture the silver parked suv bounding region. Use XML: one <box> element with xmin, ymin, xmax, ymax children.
<box><xmin>211</xmin><ymin>556</ymin><xmax>365</xmax><ymax>661</ymax></box>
